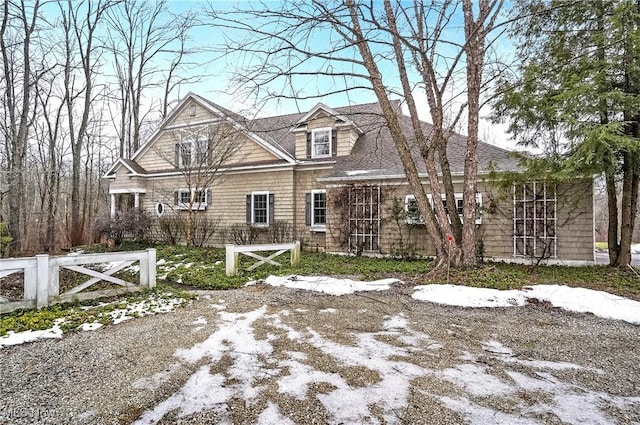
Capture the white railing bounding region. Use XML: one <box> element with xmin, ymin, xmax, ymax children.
<box><xmin>0</xmin><ymin>249</ymin><xmax>156</xmax><ymax>314</ymax></box>
<box><xmin>226</xmin><ymin>241</ymin><xmax>300</xmax><ymax>276</ymax></box>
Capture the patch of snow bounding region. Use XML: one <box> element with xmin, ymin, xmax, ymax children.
<box><xmin>133</xmin><ymin>366</ymin><xmax>231</xmax><ymax>424</ymax></box>
<box><xmin>631</xmin><ymin>243</ymin><xmax>640</xmax><ymax>254</ymax></box>
<box><xmin>192</xmin><ymin>317</ymin><xmax>207</xmax><ymax>325</ymax></box>
<box><xmin>383</xmin><ymin>314</ymin><xmax>408</xmax><ymax>330</ymax></box>
<box><xmin>251</xmin><ymin>275</ymin><xmax>400</xmax><ymax>296</ymax></box>
<box><xmin>133</xmin><ymin>363</ymin><xmax>181</xmax><ymax>391</ymax></box>
<box><xmin>413</xmin><ymin>284</ymin><xmax>526</xmax><ymax>307</ymax></box>
<box><xmin>1</xmin><ymin>295</ymin><xmax>184</xmax><ymax>348</ymax></box>
<box><xmin>438</xmin><ymin>363</ymin><xmax>514</xmax><ymax>397</ymax></box>
<box><xmin>0</xmin><ymin>319</ymin><xmax>64</xmax><ymax>347</ymax></box>
<box><xmin>439</xmin><ymin>396</ymin><xmax>540</xmax><ymax>425</ymax></box>
<box><xmin>505</xmin><ymin>371</ymin><xmax>640</xmax><ymax>425</ymax></box>
<box><xmin>255</xmin><ymin>402</ymin><xmax>295</xmax><ymax>425</ymax></box>
<box><xmin>524</xmin><ymin>285</ymin><xmax>640</xmax><ymax>325</ymax></box>
<box><xmin>79</xmin><ymin>322</ymin><xmax>103</xmax><ymax>331</ymax></box>
<box><xmin>210</xmin><ymin>303</ymin><xmax>226</xmax><ymax>311</ymax></box>
<box><xmin>413</xmin><ymin>284</ymin><xmax>640</xmax><ymax>325</ymax></box>
<box><xmin>277</xmin><ymin>358</ymin><xmax>344</xmax><ymax>400</ymax></box>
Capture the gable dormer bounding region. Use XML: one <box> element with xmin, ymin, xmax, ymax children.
<box><xmin>292</xmin><ymin>103</ymin><xmax>362</xmax><ymax>160</ymax></box>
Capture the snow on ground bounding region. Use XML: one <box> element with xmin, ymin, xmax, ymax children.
<box><xmin>412</xmin><ymin>284</ymin><xmax>640</xmax><ymax>325</ymax></box>
<box><xmin>0</xmin><ymin>319</ymin><xmax>64</xmax><ymax>347</ymax></box>
<box><xmin>133</xmin><ymin>299</ymin><xmax>640</xmax><ymax>424</ymax></box>
<box><xmin>4</xmin><ymin>270</ymin><xmax>639</xmax><ymax>422</ymax></box>
<box><xmin>0</xmin><ymin>295</ymin><xmax>186</xmax><ymax>348</ymax></box>
<box><xmin>248</xmin><ymin>275</ymin><xmax>399</xmax><ymax>295</ymax></box>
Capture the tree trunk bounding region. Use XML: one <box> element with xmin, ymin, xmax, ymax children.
<box><xmin>617</xmin><ymin>152</ymin><xmax>638</xmax><ymax>266</ymax></box>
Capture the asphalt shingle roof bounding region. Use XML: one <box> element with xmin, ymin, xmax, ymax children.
<box><xmin>198</xmin><ymin>96</ymin><xmax>521</xmax><ymax>179</ymax></box>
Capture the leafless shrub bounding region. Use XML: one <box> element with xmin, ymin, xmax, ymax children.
<box><xmin>93</xmin><ymin>209</ymin><xmax>153</xmax><ymax>245</ymax></box>
<box><xmin>191</xmin><ymin>216</ymin><xmax>220</xmax><ymax>247</ymax></box>
<box><xmin>268</xmin><ymin>220</ymin><xmax>293</xmax><ymax>244</ymax></box>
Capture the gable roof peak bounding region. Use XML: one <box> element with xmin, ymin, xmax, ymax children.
<box><xmin>295</xmin><ymin>102</ymin><xmax>352</xmax><ymax>126</ymax></box>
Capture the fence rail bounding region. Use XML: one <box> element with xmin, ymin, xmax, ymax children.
<box><xmin>226</xmin><ymin>241</ymin><xmax>300</xmax><ymax>276</ymax></box>
<box><xmin>0</xmin><ymin>249</ymin><xmax>156</xmax><ymax>314</ymax></box>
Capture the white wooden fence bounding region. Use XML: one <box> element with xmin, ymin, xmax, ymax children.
<box><xmin>0</xmin><ymin>249</ymin><xmax>156</xmax><ymax>314</ymax></box>
<box><xmin>226</xmin><ymin>241</ymin><xmax>300</xmax><ymax>276</ymax></box>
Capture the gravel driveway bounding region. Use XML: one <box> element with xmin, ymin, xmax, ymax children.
<box><xmin>1</xmin><ymin>284</ymin><xmax>639</xmax><ymax>425</ymax></box>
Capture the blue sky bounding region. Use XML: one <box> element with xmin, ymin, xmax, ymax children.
<box><xmin>137</xmin><ymin>1</ymin><xmax>516</xmax><ymax>148</ymax></box>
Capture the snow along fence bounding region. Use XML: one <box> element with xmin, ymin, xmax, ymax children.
<box><xmin>0</xmin><ymin>249</ymin><xmax>156</xmax><ymax>314</ymax></box>
<box><xmin>226</xmin><ymin>241</ymin><xmax>300</xmax><ymax>276</ymax></box>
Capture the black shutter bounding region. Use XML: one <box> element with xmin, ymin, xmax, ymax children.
<box><xmin>305</xmin><ymin>193</ymin><xmax>311</xmax><ymax>225</ymax></box>
<box><xmin>331</xmin><ymin>129</ymin><xmax>337</xmax><ymax>156</ymax></box>
<box><xmin>246</xmin><ymin>195</ymin><xmax>251</xmax><ymax>224</ymax></box>
<box><xmin>173</xmin><ymin>191</ymin><xmax>179</xmax><ymax>206</ymax></box>
<box><xmin>205</xmin><ymin>189</ymin><xmax>210</xmax><ymax>206</ymax></box>
<box><xmin>174</xmin><ymin>144</ymin><xmax>180</xmax><ymax>168</ymax></box>
<box><xmin>268</xmin><ymin>193</ymin><xmax>275</xmax><ymax>225</ymax></box>
<box><xmin>306</xmin><ymin>132</ymin><xmax>311</xmax><ymax>158</ymax></box>
<box><xmin>207</xmin><ymin>139</ymin><xmax>213</xmax><ymax>166</ymax></box>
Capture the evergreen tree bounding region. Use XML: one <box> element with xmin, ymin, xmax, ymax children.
<box><xmin>496</xmin><ymin>0</ymin><xmax>640</xmax><ymax>266</ymax></box>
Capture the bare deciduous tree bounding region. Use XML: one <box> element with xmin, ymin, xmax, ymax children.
<box><xmin>106</xmin><ymin>0</ymin><xmax>199</xmax><ymax>158</ymax></box>
<box><xmin>0</xmin><ymin>0</ymin><xmax>43</xmax><ymax>254</ymax></box>
<box><xmin>59</xmin><ymin>0</ymin><xmax>117</xmax><ymax>247</ymax></box>
<box><xmin>155</xmin><ymin>121</ymin><xmax>242</xmax><ymax>246</ymax></box>
<box><xmin>207</xmin><ymin>0</ymin><xmax>505</xmax><ymax>268</ymax></box>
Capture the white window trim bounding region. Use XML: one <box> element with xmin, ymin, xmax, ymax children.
<box><xmin>311</xmin><ymin>127</ymin><xmax>332</xmax><ymax>158</ymax></box>
<box><xmin>404</xmin><ymin>194</ymin><xmax>424</xmax><ymax>224</ymax></box>
<box><xmin>178</xmin><ymin>139</ymin><xmax>207</xmax><ymax>168</ymax></box>
<box><xmin>409</xmin><ymin>192</ymin><xmax>483</xmax><ymax>225</ymax></box>
<box><xmin>155</xmin><ymin>202</ymin><xmax>166</xmax><ymax>217</ymax></box>
<box><xmin>251</xmin><ymin>191</ymin><xmax>270</xmax><ymax>227</ymax></box>
<box><xmin>176</xmin><ymin>188</ymin><xmax>208</xmax><ymax>211</ymax></box>
<box><xmin>311</xmin><ymin>189</ymin><xmax>327</xmax><ymax>231</ymax></box>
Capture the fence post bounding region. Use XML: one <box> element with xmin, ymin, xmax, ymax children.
<box><xmin>291</xmin><ymin>240</ymin><xmax>301</xmax><ymax>265</ymax></box>
<box><xmin>24</xmin><ymin>263</ymin><xmax>37</xmax><ymax>301</ymax></box>
<box><xmin>36</xmin><ymin>254</ymin><xmax>49</xmax><ymax>309</ymax></box>
<box><xmin>140</xmin><ymin>250</ymin><xmax>149</xmax><ymax>287</ymax></box>
<box><xmin>147</xmin><ymin>248</ymin><xmax>156</xmax><ymax>288</ymax></box>
<box><xmin>226</xmin><ymin>244</ymin><xmax>237</xmax><ymax>276</ymax></box>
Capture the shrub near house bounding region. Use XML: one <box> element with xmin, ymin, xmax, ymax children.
<box><xmin>103</xmin><ymin>93</ymin><xmax>595</xmax><ymax>264</ymax></box>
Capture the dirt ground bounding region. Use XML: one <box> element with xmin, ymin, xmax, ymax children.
<box><xmin>1</xmin><ymin>284</ymin><xmax>639</xmax><ymax>425</ymax></box>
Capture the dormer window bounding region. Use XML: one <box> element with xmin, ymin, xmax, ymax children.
<box><xmin>177</xmin><ymin>138</ymin><xmax>208</xmax><ymax>168</ymax></box>
<box><xmin>311</xmin><ymin>128</ymin><xmax>332</xmax><ymax>158</ymax></box>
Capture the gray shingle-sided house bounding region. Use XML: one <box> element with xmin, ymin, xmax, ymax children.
<box><xmin>104</xmin><ymin>93</ymin><xmax>596</xmax><ymax>264</ymax></box>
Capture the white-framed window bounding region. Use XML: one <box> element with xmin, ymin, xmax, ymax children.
<box><xmin>178</xmin><ymin>138</ymin><xmax>208</xmax><ymax>168</ymax></box>
<box><xmin>188</xmin><ymin>104</ymin><xmax>196</xmax><ymax>117</ymax></box>
<box><xmin>250</xmin><ymin>191</ymin><xmax>270</xmax><ymax>226</ymax></box>
<box><xmin>305</xmin><ymin>190</ymin><xmax>327</xmax><ymax>231</ymax></box>
<box><xmin>404</xmin><ymin>195</ymin><xmax>423</xmax><ymax>224</ymax></box>
<box><xmin>175</xmin><ymin>188</ymin><xmax>208</xmax><ymax>211</ymax></box>
<box><xmin>311</xmin><ymin>128</ymin><xmax>332</xmax><ymax>158</ymax></box>
<box><xmin>407</xmin><ymin>192</ymin><xmax>483</xmax><ymax>225</ymax></box>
